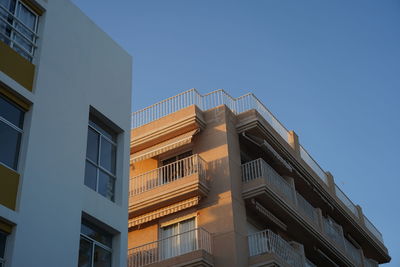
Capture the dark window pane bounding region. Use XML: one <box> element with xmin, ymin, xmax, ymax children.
<box><xmin>98</xmin><ymin>170</ymin><xmax>115</xmax><ymax>201</ymax></box>
<box><xmin>78</xmin><ymin>237</ymin><xmax>92</xmax><ymax>267</ymax></box>
<box><xmin>94</xmin><ymin>245</ymin><xmax>111</xmax><ymax>267</ymax></box>
<box><xmin>0</xmin><ymin>95</ymin><xmax>24</xmax><ymax>128</ymax></box>
<box><xmin>100</xmin><ymin>138</ymin><xmax>116</xmax><ymax>174</ymax></box>
<box><xmin>0</xmin><ymin>230</ymin><xmax>7</xmax><ymax>259</ymax></box>
<box><xmin>0</xmin><ymin>121</ymin><xmax>21</xmax><ymax>169</ymax></box>
<box><xmin>86</xmin><ymin>128</ymin><xmax>99</xmax><ymax>163</ymax></box>
<box><xmin>84</xmin><ymin>161</ymin><xmax>97</xmax><ymax>191</ymax></box>
<box><xmin>81</xmin><ymin>220</ymin><xmax>112</xmax><ymax>247</ymax></box>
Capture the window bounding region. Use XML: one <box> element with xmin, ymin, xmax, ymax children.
<box><xmin>160</xmin><ymin>218</ymin><xmax>196</xmax><ymax>259</ymax></box>
<box><xmin>78</xmin><ymin>219</ymin><xmax>112</xmax><ymax>267</ymax></box>
<box><xmin>84</xmin><ymin>115</ymin><xmax>117</xmax><ymax>201</ymax></box>
<box><xmin>0</xmin><ymin>231</ymin><xmax>7</xmax><ymax>267</ymax></box>
<box><xmin>0</xmin><ymin>95</ymin><xmax>24</xmax><ymax>170</ymax></box>
<box><xmin>0</xmin><ymin>0</ymin><xmax>39</xmax><ymax>61</ymax></box>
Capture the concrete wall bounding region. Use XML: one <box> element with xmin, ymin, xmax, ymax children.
<box><xmin>0</xmin><ymin>0</ymin><xmax>132</xmax><ymax>266</ymax></box>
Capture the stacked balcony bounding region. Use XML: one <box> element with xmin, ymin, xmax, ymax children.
<box><xmin>242</xmin><ymin>158</ymin><xmax>378</xmax><ymax>266</ymax></box>
<box><xmin>129</xmin><ymin>154</ymin><xmax>209</xmax><ymax>216</ymax></box>
<box><xmin>127</xmin><ymin>228</ymin><xmax>213</xmax><ymax>267</ymax></box>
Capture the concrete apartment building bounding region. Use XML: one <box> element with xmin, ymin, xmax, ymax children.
<box><xmin>128</xmin><ymin>89</ymin><xmax>390</xmax><ymax>267</ymax></box>
<box><xmin>0</xmin><ymin>0</ymin><xmax>131</xmax><ymax>266</ymax></box>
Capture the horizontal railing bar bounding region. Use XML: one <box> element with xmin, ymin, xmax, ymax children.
<box><xmin>0</xmin><ymin>3</ymin><xmax>39</xmax><ymax>37</ymax></box>
<box><xmin>128</xmin><ymin>227</ymin><xmax>210</xmax><ymax>252</ymax></box>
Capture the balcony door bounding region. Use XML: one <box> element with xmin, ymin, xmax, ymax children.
<box><xmin>160</xmin><ymin>218</ymin><xmax>196</xmax><ymax>260</ymax></box>
<box><xmin>161</xmin><ymin>151</ymin><xmax>192</xmax><ymax>183</ymax></box>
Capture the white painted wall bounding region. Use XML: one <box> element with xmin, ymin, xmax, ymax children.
<box><xmin>3</xmin><ymin>0</ymin><xmax>132</xmax><ymax>266</ymax></box>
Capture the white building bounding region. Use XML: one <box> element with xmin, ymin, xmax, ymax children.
<box><xmin>0</xmin><ymin>0</ymin><xmax>132</xmax><ymax>266</ymax></box>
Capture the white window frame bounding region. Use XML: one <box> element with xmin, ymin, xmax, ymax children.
<box><xmin>0</xmin><ymin>0</ymin><xmax>39</xmax><ymax>61</ymax></box>
<box><xmin>85</xmin><ymin>121</ymin><xmax>117</xmax><ymax>201</ymax></box>
<box><xmin>0</xmin><ymin>95</ymin><xmax>24</xmax><ymax>171</ymax></box>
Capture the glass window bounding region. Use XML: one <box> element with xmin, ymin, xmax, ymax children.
<box><xmin>0</xmin><ymin>231</ymin><xmax>7</xmax><ymax>267</ymax></box>
<box><xmin>79</xmin><ymin>220</ymin><xmax>112</xmax><ymax>267</ymax></box>
<box><xmin>161</xmin><ymin>218</ymin><xmax>196</xmax><ymax>259</ymax></box>
<box><xmin>0</xmin><ymin>95</ymin><xmax>24</xmax><ymax>170</ymax></box>
<box><xmin>84</xmin><ymin>116</ymin><xmax>117</xmax><ymax>201</ymax></box>
<box><xmin>0</xmin><ymin>0</ymin><xmax>38</xmax><ymax>61</ymax></box>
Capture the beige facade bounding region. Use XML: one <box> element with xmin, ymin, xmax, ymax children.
<box><xmin>128</xmin><ymin>89</ymin><xmax>390</xmax><ymax>267</ymax></box>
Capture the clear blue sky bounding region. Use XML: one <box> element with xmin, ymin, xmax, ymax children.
<box><xmin>71</xmin><ymin>0</ymin><xmax>400</xmax><ymax>265</ymax></box>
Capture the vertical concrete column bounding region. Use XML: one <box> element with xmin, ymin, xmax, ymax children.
<box><xmin>284</xmin><ymin>176</ymin><xmax>298</xmax><ymax>207</ymax></box>
<box><xmin>325</xmin><ymin>171</ymin><xmax>336</xmax><ymax>196</ymax></box>
<box><xmin>315</xmin><ymin>208</ymin><xmax>324</xmax><ymax>233</ymax></box>
<box><xmin>288</xmin><ymin>130</ymin><xmax>300</xmax><ymax>158</ymax></box>
<box><xmin>289</xmin><ymin>241</ymin><xmax>306</xmax><ymax>267</ymax></box>
<box><xmin>356</xmin><ymin>205</ymin><xmax>365</xmax><ymax>225</ymax></box>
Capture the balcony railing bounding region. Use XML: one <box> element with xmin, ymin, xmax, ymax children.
<box><xmin>364</xmin><ymin>258</ymin><xmax>379</xmax><ymax>267</ymax></box>
<box><xmin>0</xmin><ymin>2</ymin><xmax>38</xmax><ymax>61</ymax></box>
<box><xmin>305</xmin><ymin>258</ymin><xmax>317</xmax><ymax>267</ymax></box>
<box><xmin>344</xmin><ymin>238</ymin><xmax>363</xmax><ymax>267</ymax></box>
<box><xmin>296</xmin><ymin>192</ymin><xmax>318</xmax><ymax>227</ymax></box>
<box><xmin>127</xmin><ymin>228</ymin><xmax>212</xmax><ymax>267</ymax></box>
<box><xmin>322</xmin><ymin>217</ymin><xmax>346</xmax><ymax>251</ymax></box>
<box><xmin>242</xmin><ymin>158</ymin><xmax>295</xmax><ymax>204</ymax></box>
<box><xmin>248</xmin><ymin>229</ymin><xmax>303</xmax><ymax>267</ymax></box>
<box><xmin>363</xmin><ymin>215</ymin><xmax>384</xmax><ymax>244</ymax></box>
<box><xmin>130</xmin><ymin>154</ymin><xmax>207</xmax><ymax>196</ymax></box>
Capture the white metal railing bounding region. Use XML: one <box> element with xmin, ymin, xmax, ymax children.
<box><xmin>129</xmin><ymin>154</ymin><xmax>207</xmax><ymax>196</ymax></box>
<box><xmin>127</xmin><ymin>228</ymin><xmax>212</xmax><ymax>267</ymax></box>
<box><xmin>363</xmin><ymin>215</ymin><xmax>384</xmax><ymax>244</ymax></box>
<box><xmin>248</xmin><ymin>229</ymin><xmax>303</xmax><ymax>267</ymax></box>
<box><xmin>334</xmin><ymin>184</ymin><xmax>359</xmax><ymax>218</ymax></box>
<box><xmin>344</xmin><ymin>238</ymin><xmax>362</xmax><ymax>267</ymax></box>
<box><xmin>299</xmin><ymin>145</ymin><xmax>328</xmax><ymax>185</ymax></box>
<box><xmin>0</xmin><ymin>2</ymin><xmax>38</xmax><ymax>61</ymax></box>
<box><xmin>241</xmin><ymin>158</ymin><xmax>295</xmax><ymax>204</ymax></box>
<box><xmin>131</xmin><ymin>89</ymin><xmax>289</xmax><ymax>142</ymax></box>
<box><xmin>296</xmin><ymin>192</ymin><xmax>318</xmax><ymax>226</ymax></box>
<box><xmin>364</xmin><ymin>257</ymin><xmax>379</xmax><ymax>267</ymax></box>
<box><xmin>322</xmin><ymin>217</ymin><xmax>346</xmax><ymax>251</ymax></box>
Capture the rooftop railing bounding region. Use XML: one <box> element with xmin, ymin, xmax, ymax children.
<box><xmin>129</xmin><ymin>154</ymin><xmax>207</xmax><ymax>196</ymax></box>
<box><xmin>248</xmin><ymin>229</ymin><xmax>303</xmax><ymax>267</ymax></box>
<box><xmin>127</xmin><ymin>228</ymin><xmax>212</xmax><ymax>267</ymax></box>
<box><xmin>132</xmin><ymin>89</ymin><xmax>385</xmax><ymax>247</ymax></box>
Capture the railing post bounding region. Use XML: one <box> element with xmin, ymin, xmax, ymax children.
<box><xmin>288</xmin><ymin>130</ymin><xmax>300</xmax><ymax>158</ymax></box>
<box><xmin>315</xmin><ymin>208</ymin><xmax>324</xmax><ymax>233</ymax></box>
<box><xmin>284</xmin><ymin>175</ymin><xmax>298</xmax><ymax>207</ymax></box>
<box><xmin>325</xmin><ymin>171</ymin><xmax>336</xmax><ymax>195</ymax></box>
<box><xmin>356</xmin><ymin>205</ymin><xmax>365</xmax><ymax>225</ymax></box>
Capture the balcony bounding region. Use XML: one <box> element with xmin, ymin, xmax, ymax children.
<box><xmin>131</xmin><ymin>89</ymin><xmax>386</xmax><ymax>255</ymax></box>
<box><xmin>127</xmin><ymin>228</ymin><xmax>213</xmax><ymax>267</ymax></box>
<box><xmin>129</xmin><ymin>155</ymin><xmax>209</xmax><ymax>216</ymax></box>
<box><xmin>242</xmin><ymin>158</ymin><xmax>369</xmax><ymax>266</ymax></box>
<box><xmin>248</xmin><ymin>229</ymin><xmax>303</xmax><ymax>267</ymax></box>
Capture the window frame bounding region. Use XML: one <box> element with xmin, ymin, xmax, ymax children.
<box><xmin>0</xmin><ymin>230</ymin><xmax>8</xmax><ymax>267</ymax></box>
<box><xmin>0</xmin><ymin>0</ymin><xmax>39</xmax><ymax>61</ymax></box>
<box><xmin>84</xmin><ymin>118</ymin><xmax>117</xmax><ymax>201</ymax></box>
<box><xmin>79</xmin><ymin>220</ymin><xmax>113</xmax><ymax>267</ymax></box>
<box><xmin>0</xmin><ymin>94</ymin><xmax>25</xmax><ymax>171</ymax></box>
